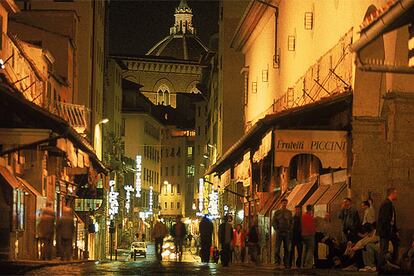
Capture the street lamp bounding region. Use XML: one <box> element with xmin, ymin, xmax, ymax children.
<box><xmin>94</xmin><ymin>118</ymin><xmax>109</xmax><ymax>160</ymax></box>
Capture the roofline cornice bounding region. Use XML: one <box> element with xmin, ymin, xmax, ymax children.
<box><xmin>231</xmin><ymin>0</ymin><xmax>278</xmax><ymax>51</ymax></box>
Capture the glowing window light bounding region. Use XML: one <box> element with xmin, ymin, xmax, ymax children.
<box><xmin>135</xmin><ymin>155</ymin><xmax>142</xmax><ymax>197</ymax></box>
<box><xmin>124</xmin><ymin>185</ymin><xmax>134</xmax><ymax>213</ymax></box>
<box><xmin>108</xmin><ymin>180</ymin><xmax>119</xmax><ymax>220</ymax></box>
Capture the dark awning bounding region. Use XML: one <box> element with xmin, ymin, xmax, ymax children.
<box><xmin>303</xmin><ymin>184</ymin><xmax>330</xmax><ymax>208</ymax></box>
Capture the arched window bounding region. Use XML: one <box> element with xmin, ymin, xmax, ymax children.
<box><xmin>156</xmin><ymin>84</ymin><xmax>170</xmax><ymax>106</ymax></box>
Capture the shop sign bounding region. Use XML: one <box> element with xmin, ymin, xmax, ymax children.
<box><xmin>149</xmin><ymin>186</ymin><xmax>153</xmax><ymax>213</ymax></box>
<box><xmin>108</xmin><ymin>180</ymin><xmax>119</xmax><ymax>220</ymax></box>
<box><xmin>208</xmin><ymin>190</ymin><xmax>219</xmax><ymax>219</ymax></box>
<box><xmin>124</xmin><ymin>185</ymin><xmax>134</xmax><ymax>213</ymax></box>
<box><xmin>135</xmin><ymin>155</ymin><xmax>142</xmax><ymax>197</ymax></box>
<box><xmin>274</xmin><ymin>130</ymin><xmax>348</xmax><ymax>168</ymax></box>
<box><xmin>198</xmin><ymin>178</ymin><xmax>204</xmax><ymax>215</ymax></box>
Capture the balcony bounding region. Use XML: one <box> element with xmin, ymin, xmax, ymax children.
<box><xmin>47</xmin><ymin>101</ymin><xmax>90</xmax><ymax>134</ymax></box>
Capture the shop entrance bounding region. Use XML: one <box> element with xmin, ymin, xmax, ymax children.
<box><xmin>289</xmin><ymin>153</ymin><xmax>322</xmax><ymax>183</ymax></box>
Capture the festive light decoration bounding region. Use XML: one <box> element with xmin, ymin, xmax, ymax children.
<box><xmin>124</xmin><ymin>185</ymin><xmax>134</xmax><ymax>213</ymax></box>
<box><xmin>135</xmin><ymin>155</ymin><xmax>142</xmax><ymax>197</ymax></box>
<box><xmin>109</xmin><ymin>180</ymin><xmax>119</xmax><ymax>220</ymax></box>
<box><xmin>208</xmin><ymin>190</ymin><xmax>219</xmax><ymax>219</ymax></box>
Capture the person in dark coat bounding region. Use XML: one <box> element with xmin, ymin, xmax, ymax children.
<box><xmin>38</xmin><ymin>202</ymin><xmax>55</xmax><ymax>260</ymax></box>
<box><xmin>218</xmin><ymin>215</ymin><xmax>233</xmax><ymax>266</ymax></box>
<box><xmin>338</xmin><ymin>198</ymin><xmax>361</xmax><ymax>243</ymax></box>
<box><xmin>289</xmin><ymin>205</ymin><xmax>302</xmax><ymax>268</ymax></box>
<box><xmin>171</xmin><ymin>215</ymin><xmax>187</xmax><ymax>261</ymax></box>
<box><xmin>199</xmin><ymin>215</ymin><xmax>213</xmax><ymax>262</ymax></box>
<box><xmin>377</xmin><ymin>188</ymin><xmax>399</xmax><ymax>273</ymax></box>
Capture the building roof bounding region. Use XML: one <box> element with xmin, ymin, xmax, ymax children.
<box><xmin>351</xmin><ymin>0</ymin><xmax>414</xmax><ymax>52</ymax></box>
<box><xmin>146</xmin><ymin>0</ymin><xmax>209</xmax><ymax>61</ymax></box>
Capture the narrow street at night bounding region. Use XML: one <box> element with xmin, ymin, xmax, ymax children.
<box><xmin>1</xmin><ymin>0</ymin><xmax>414</xmax><ymax>275</ymax></box>
<box><xmin>22</xmin><ymin>244</ymin><xmax>374</xmax><ymax>276</ymax></box>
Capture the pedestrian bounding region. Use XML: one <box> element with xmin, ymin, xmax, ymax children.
<box><xmin>57</xmin><ymin>205</ymin><xmax>74</xmax><ymax>261</ymax></box>
<box><xmin>272</xmin><ymin>198</ymin><xmax>292</xmax><ymax>268</ymax></box>
<box><xmin>232</xmin><ymin>224</ymin><xmax>245</xmax><ymax>264</ymax></box>
<box><xmin>188</xmin><ymin>233</ymin><xmax>193</xmax><ymax>247</ymax></box>
<box><xmin>314</xmin><ymin>212</ymin><xmax>334</xmax><ymax>268</ymax></box>
<box><xmin>171</xmin><ymin>215</ymin><xmax>186</xmax><ymax>261</ymax></box>
<box><xmin>218</xmin><ymin>215</ymin><xmax>233</xmax><ymax>266</ymax></box>
<box><xmin>361</xmin><ymin>200</ymin><xmax>376</xmax><ymax>226</ymax></box>
<box><xmin>377</xmin><ymin>187</ymin><xmax>399</xmax><ymax>274</ymax></box>
<box><xmin>289</xmin><ymin>205</ymin><xmax>302</xmax><ymax>268</ymax></box>
<box><xmin>301</xmin><ymin>204</ymin><xmax>316</xmax><ymax>269</ymax></box>
<box><xmin>199</xmin><ymin>215</ymin><xmax>213</xmax><ymax>263</ymax></box>
<box><xmin>338</xmin><ymin>198</ymin><xmax>361</xmax><ymax>243</ymax></box>
<box><xmin>213</xmin><ymin>246</ymin><xmax>220</xmax><ymax>263</ymax></box>
<box><xmin>152</xmin><ymin>216</ymin><xmax>168</xmax><ymax>261</ymax></box>
<box><xmin>348</xmin><ymin>223</ymin><xmax>379</xmax><ymax>272</ymax></box>
<box><xmin>38</xmin><ymin>201</ymin><xmax>55</xmax><ymax>260</ymax></box>
<box><xmin>248</xmin><ymin>217</ymin><xmax>260</xmax><ymax>265</ymax></box>
<box><xmin>141</xmin><ymin>233</ymin><xmax>146</xmax><ymax>242</ymax></box>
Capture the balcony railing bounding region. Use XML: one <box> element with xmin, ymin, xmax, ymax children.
<box><xmin>246</xmin><ymin>29</ymin><xmax>354</xmax><ymax>130</ymax></box>
<box><xmin>47</xmin><ymin>101</ymin><xmax>90</xmax><ymax>133</ymax></box>
<box><xmin>274</xmin><ymin>28</ymin><xmax>354</xmax><ymax>112</ymax></box>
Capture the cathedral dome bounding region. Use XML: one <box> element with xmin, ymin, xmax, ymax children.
<box><xmin>146</xmin><ymin>0</ymin><xmax>209</xmax><ymax>61</ymax></box>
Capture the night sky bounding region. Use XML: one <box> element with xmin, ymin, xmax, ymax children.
<box><xmin>109</xmin><ymin>0</ymin><xmax>219</xmax><ymax>56</ymax></box>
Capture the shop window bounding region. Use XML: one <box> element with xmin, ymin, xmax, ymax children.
<box><xmin>13</xmin><ymin>189</ymin><xmax>25</xmax><ymax>230</ymax></box>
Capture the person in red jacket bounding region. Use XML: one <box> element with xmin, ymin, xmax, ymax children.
<box><xmin>232</xmin><ymin>224</ymin><xmax>245</xmax><ymax>263</ymax></box>
<box><xmin>302</xmin><ymin>204</ymin><xmax>316</xmax><ymax>268</ymax></box>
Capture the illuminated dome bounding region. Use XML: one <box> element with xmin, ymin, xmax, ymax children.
<box><xmin>146</xmin><ymin>0</ymin><xmax>209</xmax><ymax>61</ymax></box>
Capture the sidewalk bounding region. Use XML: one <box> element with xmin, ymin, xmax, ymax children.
<box><xmin>0</xmin><ymin>259</ymin><xmax>95</xmax><ymax>275</ymax></box>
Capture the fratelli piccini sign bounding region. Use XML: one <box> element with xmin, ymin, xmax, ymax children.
<box><xmin>274</xmin><ymin>130</ymin><xmax>348</xmax><ymax>169</ymax></box>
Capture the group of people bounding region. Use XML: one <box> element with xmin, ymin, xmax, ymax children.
<box><xmin>198</xmin><ymin>214</ymin><xmax>261</xmax><ymax>266</ymax></box>
<box><xmin>152</xmin><ymin>215</ymin><xmax>187</xmax><ymax>261</ymax></box>
<box><xmin>272</xmin><ymin>187</ymin><xmax>414</xmax><ymax>274</ymax></box>
<box><xmin>38</xmin><ymin>202</ymin><xmax>75</xmax><ymax>261</ymax></box>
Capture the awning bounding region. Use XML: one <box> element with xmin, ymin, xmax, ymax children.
<box><xmin>303</xmin><ymin>185</ymin><xmax>330</xmax><ymax>208</ymax></box>
<box><xmin>0</xmin><ymin>79</ymin><xmax>108</xmax><ymax>174</ymax></box>
<box><xmin>16</xmin><ymin>176</ymin><xmax>42</xmax><ymax>197</ymax></box>
<box><xmin>286</xmin><ymin>178</ymin><xmax>318</xmax><ymax>211</ymax></box>
<box><xmin>313</xmin><ymin>182</ymin><xmax>347</xmax><ymax>217</ymax></box>
<box><xmin>0</xmin><ymin>166</ymin><xmax>22</xmax><ymax>189</ymax></box>
<box><xmin>206</xmin><ymin>92</ymin><xmax>352</xmax><ymax>176</ymax></box>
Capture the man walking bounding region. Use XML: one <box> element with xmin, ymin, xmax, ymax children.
<box><xmin>338</xmin><ymin>198</ymin><xmax>361</xmax><ymax>242</ymax></box>
<box><xmin>57</xmin><ymin>205</ymin><xmax>74</xmax><ymax>261</ymax></box>
<box><xmin>218</xmin><ymin>215</ymin><xmax>233</xmax><ymax>266</ymax></box>
<box><xmin>301</xmin><ymin>204</ymin><xmax>316</xmax><ymax>268</ymax></box>
<box><xmin>152</xmin><ymin>216</ymin><xmax>168</xmax><ymax>261</ymax></box>
<box><xmin>289</xmin><ymin>205</ymin><xmax>302</xmax><ymax>268</ymax></box>
<box><xmin>171</xmin><ymin>215</ymin><xmax>186</xmax><ymax>261</ymax></box>
<box><xmin>272</xmin><ymin>198</ymin><xmax>292</xmax><ymax>268</ymax></box>
<box><xmin>377</xmin><ymin>188</ymin><xmax>399</xmax><ymax>273</ymax></box>
<box><xmin>199</xmin><ymin>215</ymin><xmax>213</xmax><ymax>263</ymax></box>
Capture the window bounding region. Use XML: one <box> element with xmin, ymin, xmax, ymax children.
<box><xmin>177</xmin><ymin>183</ymin><xmax>180</xmax><ymax>194</ymax></box>
<box><xmin>198</xmin><ymin>106</ymin><xmax>201</xmax><ymax>117</ymax></box>
<box><xmin>165</xmin><ymin>167</ymin><xmax>168</xmax><ymax>176</ymax></box>
<box><xmin>177</xmin><ymin>165</ymin><xmax>181</xmax><ymax>176</ymax></box>
<box><xmin>186</xmin><ymin>165</ymin><xmax>195</xmax><ymax>177</ymax></box>
<box><xmin>288</xmin><ymin>35</ymin><xmax>296</xmax><ymax>51</ymax></box>
<box><xmin>171</xmin><ymin>166</ymin><xmax>175</xmax><ymax>176</ymax></box>
<box><xmin>252</xmin><ymin>81</ymin><xmax>257</xmax><ymax>94</ymax></box>
<box><xmin>176</xmin><ymin>147</ymin><xmax>181</xmax><ymax>157</ymax></box>
<box><xmin>177</xmin><ymin>202</ymin><xmax>181</xmax><ymax>209</ymax></box>
<box><xmin>304</xmin><ymin>12</ymin><xmax>314</xmax><ymax>30</ymax></box>
<box><xmin>171</xmin><ymin>202</ymin><xmax>174</xmax><ymax>209</ymax></box>
<box><xmin>164</xmin><ymin>202</ymin><xmax>167</xmax><ymax>209</ymax></box>
<box><xmin>13</xmin><ymin>189</ymin><xmax>25</xmax><ymax>230</ymax></box>
<box><xmin>187</xmin><ymin>146</ymin><xmax>193</xmax><ymax>157</ymax></box>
